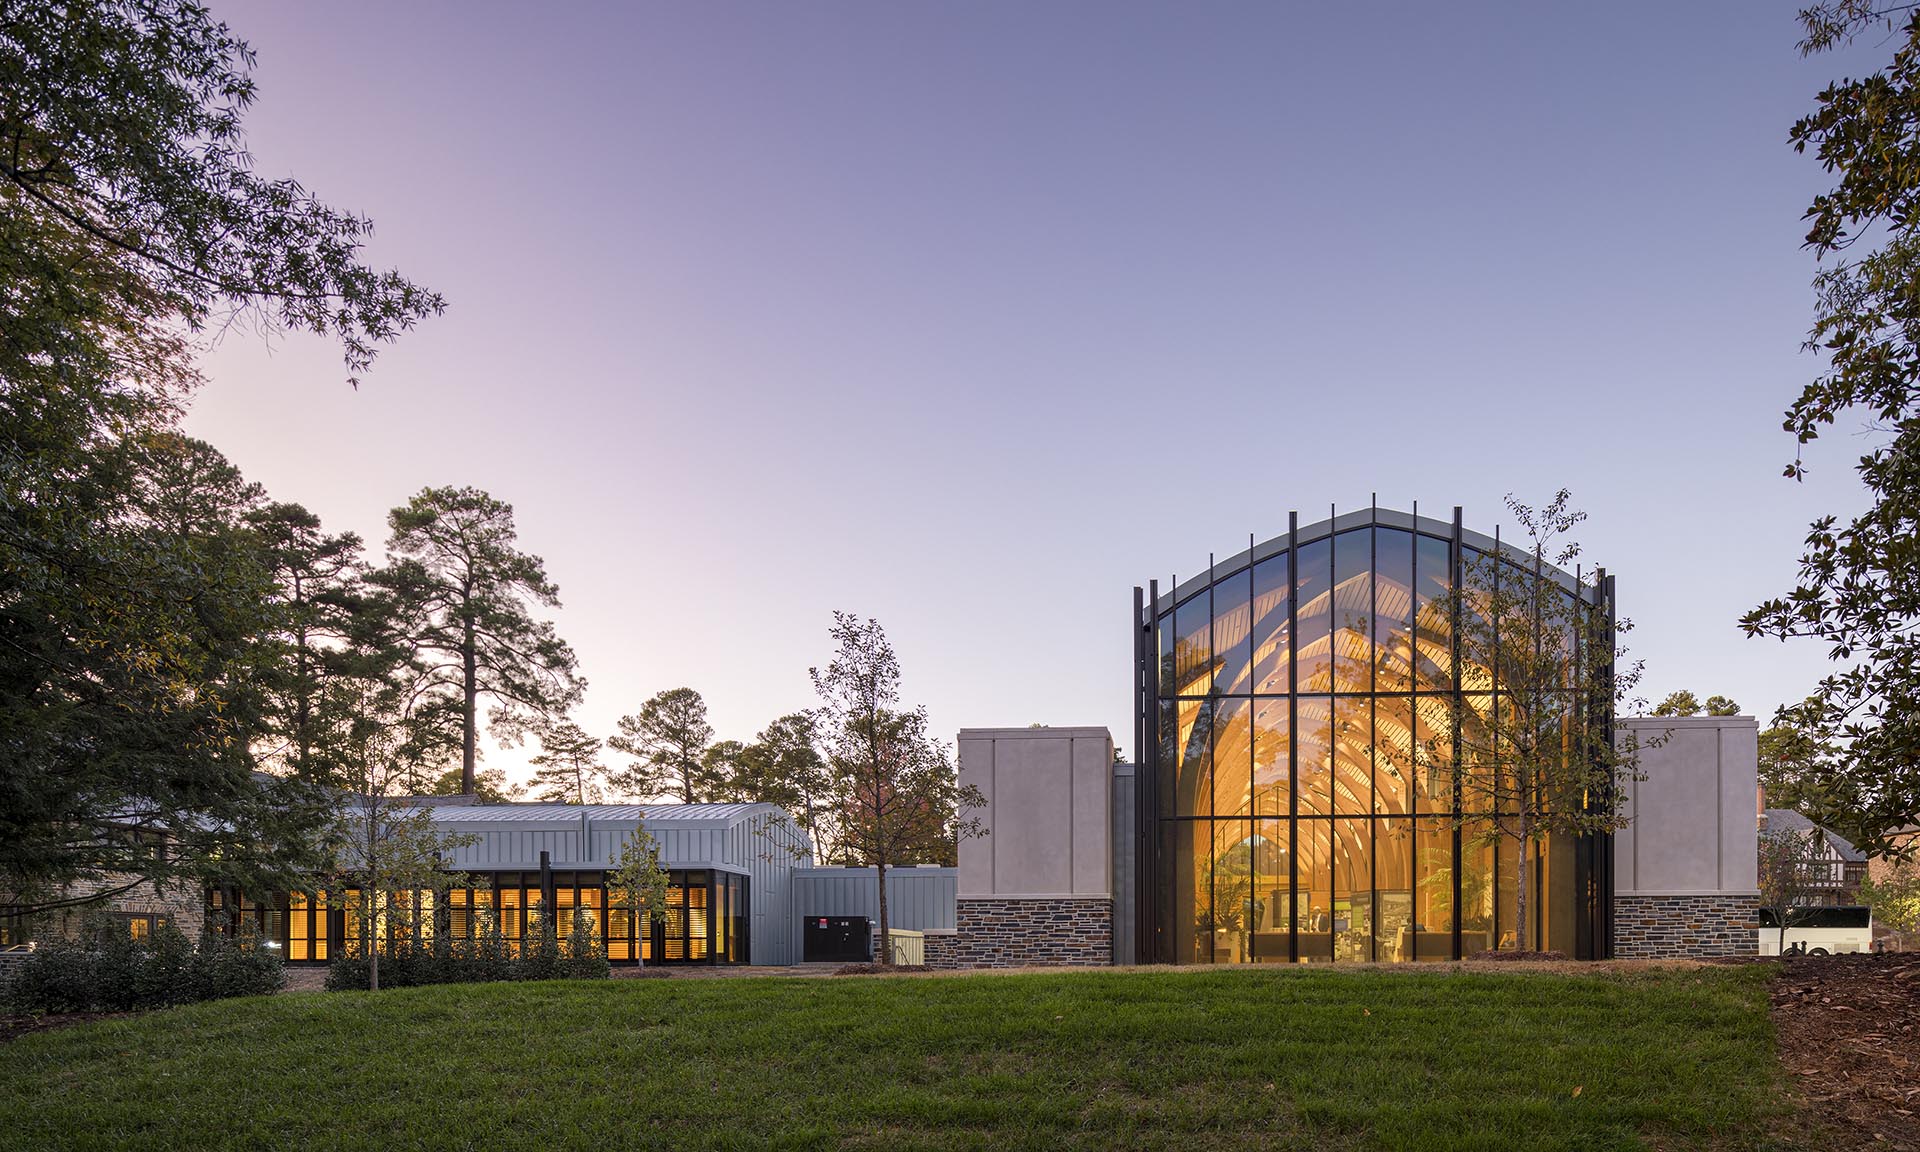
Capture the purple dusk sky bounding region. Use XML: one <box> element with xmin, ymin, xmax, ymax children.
<box><xmin>189</xmin><ymin>1</ymin><xmax>1868</xmax><ymax>785</ymax></box>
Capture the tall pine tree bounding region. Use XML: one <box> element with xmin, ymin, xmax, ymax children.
<box><xmin>529</xmin><ymin>721</ymin><xmax>609</xmax><ymax>805</ymax></box>
<box><xmin>610</xmin><ymin>688</ymin><xmax>719</xmax><ymax>803</ymax></box>
<box><xmin>246</xmin><ymin>502</ymin><xmax>365</xmax><ymax>779</ymax></box>
<box><xmin>370</xmin><ymin>487</ymin><xmax>584</xmax><ymax>796</ymax></box>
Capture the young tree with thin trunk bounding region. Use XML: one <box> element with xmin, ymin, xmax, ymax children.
<box><xmin>810</xmin><ymin>613</ymin><xmax>986</xmax><ymax>964</ymax></box>
<box><xmin>529</xmin><ymin>721</ymin><xmax>609</xmax><ymax>806</ymax></box>
<box><xmin>1759</xmin><ymin>827</ymin><xmax>1831</xmax><ymax>956</ymax></box>
<box><xmin>1424</xmin><ymin>492</ymin><xmax>1645</xmax><ymax>954</ymax></box>
<box><xmin>609</xmin><ymin>688</ymin><xmax>719</xmax><ymax>803</ymax></box>
<box><xmin>607</xmin><ymin>825</ymin><xmax>672</xmax><ymax>968</ymax></box>
<box><xmin>329</xmin><ymin>675</ymin><xmax>475</xmax><ymax>992</ymax></box>
<box><xmin>371</xmin><ymin>487</ymin><xmax>584</xmax><ymax>796</ymax></box>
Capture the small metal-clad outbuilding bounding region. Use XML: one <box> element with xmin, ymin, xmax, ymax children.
<box><xmin>792</xmin><ymin>866</ymin><xmax>959</xmax><ymax>932</ymax></box>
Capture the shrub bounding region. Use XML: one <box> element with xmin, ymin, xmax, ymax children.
<box><xmin>321</xmin><ymin>908</ymin><xmax>612</xmax><ymax>991</ymax></box>
<box><xmin>6</xmin><ymin>939</ymin><xmax>98</xmax><ymax>1013</ymax></box>
<box><xmin>323</xmin><ymin>954</ymin><xmax>371</xmax><ymax>992</ymax></box>
<box><xmin>563</xmin><ymin>909</ymin><xmax>610</xmax><ymax>981</ymax></box>
<box><xmin>89</xmin><ymin>918</ymin><xmax>149</xmax><ymax>1012</ymax></box>
<box><xmin>134</xmin><ymin>924</ymin><xmax>197</xmax><ymax>1007</ymax></box>
<box><xmin>5</xmin><ymin>923</ymin><xmax>283</xmax><ymax>1013</ymax></box>
<box><xmin>474</xmin><ymin>908</ymin><xmax>513</xmax><ymax>982</ymax></box>
<box><xmin>191</xmin><ymin>928</ymin><xmax>284</xmax><ymax>1000</ymax></box>
<box><xmin>518</xmin><ymin>910</ymin><xmax>562</xmax><ymax>982</ymax></box>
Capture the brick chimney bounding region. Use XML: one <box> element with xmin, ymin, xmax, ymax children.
<box><xmin>1756</xmin><ymin>783</ymin><xmax>1767</xmax><ymax>830</ymax></box>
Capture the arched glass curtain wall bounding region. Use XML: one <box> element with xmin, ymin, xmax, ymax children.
<box><xmin>1132</xmin><ymin>505</ymin><xmax>1616</xmax><ymax>964</ymax></box>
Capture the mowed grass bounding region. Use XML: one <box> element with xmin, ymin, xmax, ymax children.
<box><xmin>0</xmin><ymin>965</ymin><xmax>1793</xmax><ymax>1151</ymax></box>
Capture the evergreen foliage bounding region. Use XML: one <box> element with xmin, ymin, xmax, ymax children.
<box><xmin>367</xmin><ymin>488</ymin><xmax>584</xmax><ymax>797</ymax></box>
<box><xmin>527</xmin><ymin>721</ymin><xmax>608</xmax><ymax>805</ymax></box>
<box><xmin>1742</xmin><ymin>3</ymin><xmax>1920</xmax><ymax>854</ymax></box>
<box><xmin>0</xmin><ymin>0</ymin><xmax>437</xmax><ymax>914</ymax></box>
<box><xmin>6</xmin><ymin>921</ymin><xmax>284</xmax><ymax>1013</ymax></box>
<box><xmin>610</xmin><ymin>687</ymin><xmax>720</xmax><ymax>802</ymax></box>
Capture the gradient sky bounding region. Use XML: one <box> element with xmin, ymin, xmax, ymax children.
<box><xmin>186</xmin><ymin>1</ymin><xmax>1878</xmax><ymax>786</ymax></box>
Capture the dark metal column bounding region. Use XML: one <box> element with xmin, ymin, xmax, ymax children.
<box><xmin>1142</xmin><ymin>579</ymin><xmax>1162</xmax><ymax>964</ymax></box>
<box><xmin>1287</xmin><ymin>511</ymin><xmax>1299</xmax><ymax>965</ymax></box>
<box><xmin>1450</xmin><ymin>506</ymin><xmax>1464</xmax><ymax>962</ymax></box>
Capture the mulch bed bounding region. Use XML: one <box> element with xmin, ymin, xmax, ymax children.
<box><xmin>0</xmin><ymin>1012</ymin><xmax>129</xmax><ymax>1044</ymax></box>
<box><xmin>1770</xmin><ymin>953</ymin><xmax>1920</xmax><ymax>1150</ymax></box>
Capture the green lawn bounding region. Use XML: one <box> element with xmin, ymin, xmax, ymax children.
<box><xmin>0</xmin><ymin>965</ymin><xmax>1796</xmax><ymax>1151</ymax></box>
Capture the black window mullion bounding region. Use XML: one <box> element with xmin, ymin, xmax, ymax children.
<box><xmin>1287</xmin><ymin>511</ymin><xmax>1299</xmax><ymax>965</ymax></box>
<box><xmin>1450</xmin><ymin>506</ymin><xmax>1464</xmax><ymax>962</ymax></box>
<box><xmin>1205</xmin><ymin>557</ymin><xmax>1215</xmax><ymax>965</ymax></box>
<box><xmin>1368</xmin><ymin>508</ymin><xmax>1378</xmax><ymax>962</ymax></box>
<box><xmin>1491</xmin><ymin>525</ymin><xmax>1502</xmax><ymax>954</ymax></box>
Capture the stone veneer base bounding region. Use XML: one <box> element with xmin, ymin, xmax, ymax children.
<box><xmin>1613</xmin><ymin>893</ymin><xmax>1757</xmax><ymax>959</ymax></box>
<box><xmin>925</xmin><ymin>897</ymin><xmax>1112</xmax><ymax>969</ymax></box>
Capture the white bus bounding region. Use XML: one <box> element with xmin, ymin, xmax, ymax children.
<box><xmin>1757</xmin><ymin>905</ymin><xmax>1874</xmax><ymax>956</ymax></box>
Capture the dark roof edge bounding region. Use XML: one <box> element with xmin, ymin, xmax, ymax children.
<box><xmin>1148</xmin><ymin>504</ymin><xmax>1596</xmax><ymax>616</ymax></box>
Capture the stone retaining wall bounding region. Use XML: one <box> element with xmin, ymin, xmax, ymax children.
<box><xmin>1614</xmin><ymin>893</ymin><xmax>1756</xmax><ymax>958</ymax></box>
<box><xmin>926</xmin><ymin>897</ymin><xmax>1112</xmax><ymax>968</ymax></box>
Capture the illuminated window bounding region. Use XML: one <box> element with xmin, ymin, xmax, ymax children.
<box><xmin>1146</xmin><ymin>514</ymin><xmax>1612</xmax><ymax>963</ymax></box>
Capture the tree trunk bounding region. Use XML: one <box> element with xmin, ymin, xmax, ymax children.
<box><xmin>293</xmin><ymin>598</ymin><xmax>310</xmax><ymax>773</ymax></box>
<box><xmin>367</xmin><ymin>893</ymin><xmax>381</xmax><ymax>992</ymax></box>
<box><xmin>365</xmin><ymin>798</ymin><xmax>380</xmax><ymax>991</ymax></box>
<box><xmin>876</xmin><ymin>855</ymin><xmax>891</xmax><ymax>965</ymax></box>
<box><xmin>461</xmin><ymin>617</ymin><xmax>478</xmax><ymax>796</ymax></box>
<box><xmin>802</xmin><ymin>793</ymin><xmax>817</xmax><ymax>861</ymax></box>
<box><xmin>1515</xmin><ymin>809</ymin><xmax>1530</xmax><ymax>953</ymax></box>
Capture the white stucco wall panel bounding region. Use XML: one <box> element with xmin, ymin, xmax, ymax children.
<box><xmin>957</xmin><ymin>737</ymin><xmax>996</xmax><ymax>895</ymax></box>
<box><xmin>1071</xmin><ymin>735</ymin><xmax>1112</xmax><ymax>895</ymax></box>
<box><xmin>957</xmin><ymin>727</ymin><xmax>1114</xmax><ymax>899</ymax></box>
<box><xmin>995</xmin><ymin>737</ymin><xmax>1072</xmax><ymax>894</ymax></box>
<box><xmin>1615</xmin><ymin>716</ymin><xmax>1758</xmax><ymax>897</ymax></box>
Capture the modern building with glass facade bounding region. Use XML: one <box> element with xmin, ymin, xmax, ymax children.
<box><xmin>19</xmin><ymin>503</ymin><xmax>1761</xmax><ymax>967</ymax></box>
<box><xmin>1132</xmin><ymin>505</ymin><xmax>1617</xmax><ymax>963</ymax></box>
<box><xmin>198</xmin><ymin>801</ymin><xmax>966</xmax><ymax>968</ymax></box>
<box><xmin>210</xmin><ymin>802</ymin><xmax>809</xmax><ymax>967</ymax></box>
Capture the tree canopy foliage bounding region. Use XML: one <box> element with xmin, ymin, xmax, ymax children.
<box><xmin>528</xmin><ymin>721</ymin><xmax>608</xmax><ymax>806</ymax></box>
<box><xmin>1</xmin><ymin>1</ymin><xmax>440</xmax><ymax>914</ymax></box>
<box><xmin>810</xmin><ymin>613</ymin><xmax>985</xmax><ymax>961</ymax></box>
<box><xmin>1650</xmin><ymin>691</ymin><xmax>1741</xmax><ymax>718</ymax></box>
<box><xmin>1742</xmin><ymin>3</ymin><xmax>1920</xmax><ymax>856</ymax></box>
<box><xmin>1405</xmin><ymin>492</ymin><xmax>1645</xmax><ymax>951</ymax></box>
<box><xmin>369</xmin><ymin>487</ymin><xmax>584</xmax><ymax>796</ymax></box>
<box><xmin>610</xmin><ymin>687</ymin><xmax>721</xmax><ymax>803</ymax></box>
<box><xmin>1</xmin><ymin>0</ymin><xmax>442</xmax><ymax>389</ymax></box>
